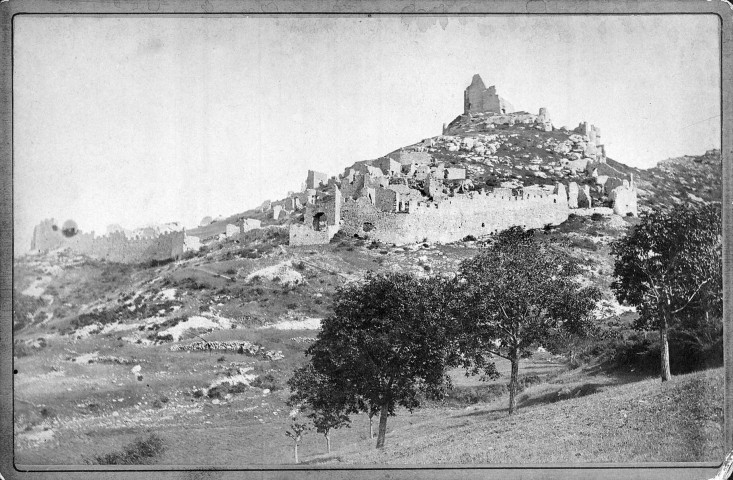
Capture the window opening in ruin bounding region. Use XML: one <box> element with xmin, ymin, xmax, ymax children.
<box><xmin>312</xmin><ymin>212</ymin><xmax>327</xmax><ymax>232</ymax></box>
<box><xmin>363</xmin><ymin>222</ymin><xmax>374</xmax><ymax>233</ymax></box>
<box><xmin>482</xmin><ymin>223</ymin><xmax>485</xmax><ymax>228</ymax></box>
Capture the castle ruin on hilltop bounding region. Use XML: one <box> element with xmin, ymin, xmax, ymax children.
<box><xmin>464</xmin><ymin>73</ymin><xmax>514</xmax><ymax>115</ymax></box>
<box><xmin>287</xmin><ymin>74</ymin><xmax>637</xmax><ymax>246</ymax></box>
<box><xmin>29</xmin><ymin>74</ymin><xmax>639</xmax><ymax>256</ymax></box>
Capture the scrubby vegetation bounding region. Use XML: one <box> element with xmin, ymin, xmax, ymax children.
<box><xmin>91</xmin><ymin>433</ymin><xmax>165</xmax><ymax>465</ymax></box>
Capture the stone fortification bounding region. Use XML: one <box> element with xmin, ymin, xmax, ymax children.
<box><xmin>464</xmin><ymin>74</ymin><xmax>514</xmax><ymax>115</ymax></box>
<box><xmin>339</xmin><ymin>186</ymin><xmax>569</xmax><ymax>245</ymax></box>
<box><xmin>30</xmin><ymin>218</ymin><xmax>200</xmax><ymax>264</ymax></box>
<box><xmin>282</xmin><ymin>75</ymin><xmax>637</xmax><ymax>245</ymax></box>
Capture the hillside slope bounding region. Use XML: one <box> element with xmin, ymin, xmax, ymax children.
<box><xmin>304</xmin><ymin>367</ymin><xmax>724</xmax><ymax>464</ymax></box>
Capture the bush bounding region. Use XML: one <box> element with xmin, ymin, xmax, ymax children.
<box><xmin>595</xmin><ymin>321</ymin><xmax>723</xmax><ymax>375</ymax></box>
<box><xmin>568</xmin><ymin>236</ymin><xmax>598</xmax><ymax>251</ymax></box>
<box><xmin>207</xmin><ymin>381</ymin><xmax>248</xmax><ymax>398</ymax></box>
<box><xmin>442</xmin><ymin>384</ymin><xmax>507</xmax><ymax>405</ymax></box>
<box><xmin>92</xmin><ymin>433</ymin><xmax>165</xmax><ymax>465</ymax></box>
<box><xmin>462</xmin><ymin>235</ymin><xmax>477</xmax><ymax>242</ymax></box>
<box><xmin>251</xmin><ymin>373</ymin><xmax>281</xmax><ymax>391</ymax></box>
<box><xmin>591</xmin><ymin>213</ymin><xmax>604</xmax><ymax>221</ymax></box>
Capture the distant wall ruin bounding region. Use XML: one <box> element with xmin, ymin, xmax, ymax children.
<box><xmin>30</xmin><ymin>218</ymin><xmax>200</xmax><ymax>264</ymax></box>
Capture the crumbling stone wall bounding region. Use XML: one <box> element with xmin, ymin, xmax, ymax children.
<box><xmin>610</xmin><ymin>183</ymin><xmax>638</xmax><ymax>216</ymax></box>
<box><xmin>31</xmin><ymin>218</ymin><xmax>200</xmax><ymax>263</ymax></box>
<box><xmin>389</xmin><ymin>150</ymin><xmax>432</xmax><ymax>166</ymax></box>
<box><xmin>306</xmin><ymin>170</ymin><xmax>329</xmax><ymax>189</ymax></box>
<box><xmin>372</xmin><ymin>157</ymin><xmax>401</xmax><ymax>176</ymax></box>
<box><xmin>340</xmin><ymin>188</ymin><xmax>568</xmax><ymax>245</ymax></box>
<box><xmin>240</xmin><ymin>218</ymin><xmax>262</xmax><ymax>232</ymax></box>
<box><xmin>444</xmin><ymin>168</ymin><xmax>466</xmax><ymax>180</ymax></box>
<box><xmin>225</xmin><ymin>224</ymin><xmax>239</xmax><ymax>237</ymax></box>
<box><xmin>464</xmin><ymin>74</ymin><xmax>514</xmax><ymax>115</ymax></box>
<box><xmin>289</xmin><ymin>224</ymin><xmax>339</xmax><ymax>246</ymax></box>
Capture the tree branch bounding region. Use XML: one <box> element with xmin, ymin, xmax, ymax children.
<box><xmin>672</xmin><ymin>277</ymin><xmax>712</xmax><ymax>314</ymax></box>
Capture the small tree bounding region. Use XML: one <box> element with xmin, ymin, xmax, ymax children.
<box><xmin>288</xmin><ymin>363</ymin><xmax>352</xmax><ymax>453</ymax></box>
<box><xmin>455</xmin><ymin>227</ymin><xmax>601</xmax><ymax>414</ymax></box>
<box><xmin>284</xmin><ymin>419</ymin><xmax>309</xmax><ymax>464</ymax></box>
<box><xmin>305</xmin><ymin>272</ymin><xmax>460</xmax><ymax>449</ymax></box>
<box><xmin>611</xmin><ymin>203</ymin><xmax>722</xmax><ymax>381</ymax></box>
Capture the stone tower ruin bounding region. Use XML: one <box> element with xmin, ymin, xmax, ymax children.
<box><xmin>464</xmin><ymin>74</ymin><xmax>514</xmax><ymax>115</ymax></box>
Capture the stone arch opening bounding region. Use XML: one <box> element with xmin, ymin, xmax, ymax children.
<box><xmin>312</xmin><ymin>212</ymin><xmax>326</xmax><ymax>231</ymax></box>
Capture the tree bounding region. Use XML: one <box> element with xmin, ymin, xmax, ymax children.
<box><xmin>303</xmin><ymin>272</ymin><xmax>460</xmax><ymax>449</ymax></box>
<box><xmin>287</xmin><ymin>363</ymin><xmax>352</xmax><ymax>453</ymax></box>
<box><xmin>455</xmin><ymin>227</ymin><xmax>601</xmax><ymax>414</ymax></box>
<box><xmin>284</xmin><ymin>419</ymin><xmax>309</xmax><ymax>464</ymax></box>
<box><xmin>611</xmin><ymin>203</ymin><xmax>722</xmax><ymax>381</ymax></box>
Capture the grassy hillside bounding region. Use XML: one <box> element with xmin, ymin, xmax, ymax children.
<box><xmin>303</xmin><ymin>367</ymin><xmax>724</xmax><ymax>464</ymax></box>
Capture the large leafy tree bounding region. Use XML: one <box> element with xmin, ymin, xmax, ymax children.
<box><xmin>455</xmin><ymin>227</ymin><xmax>601</xmax><ymax>414</ymax></box>
<box><xmin>302</xmin><ymin>272</ymin><xmax>460</xmax><ymax>449</ymax></box>
<box><xmin>611</xmin><ymin>203</ymin><xmax>722</xmax><ymax>381</ymax></box>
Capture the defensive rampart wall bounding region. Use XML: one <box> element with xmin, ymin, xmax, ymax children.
<box><xmin>341</xmin><ymin>189</ymin><xmax>569</xmax><ymax>245</ymax></box>
<box><xmin>31</xmin><ymin>219</ymin><xmax>198</xmax><ymax>263</ymax></box>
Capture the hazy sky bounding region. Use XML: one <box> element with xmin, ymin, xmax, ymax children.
<box><xmin>13</xmin><ymin>15</ymin><xmax>720</xmax><ymax>254</ymax></box>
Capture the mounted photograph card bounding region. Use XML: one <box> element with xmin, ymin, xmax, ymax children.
<box><xmin>1</xmin><ymin>1</ymin><xmax>731</xmax><ymax>480</ymax></box>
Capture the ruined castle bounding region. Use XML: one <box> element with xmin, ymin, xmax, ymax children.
<box><xmin>29</xmin><ymin>74</ymin><xmax>638</xmax><ymax>256</ymax></box>
<box><xmin>286</xmin><ymin>74</ymin><xmax>638</xmax><ymax>246</ymax></box>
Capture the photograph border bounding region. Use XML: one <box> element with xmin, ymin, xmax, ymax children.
<box><xmin>1</xmin><ymin>1</ymin><xmax>731</xmax><ymax>479</ymax></box>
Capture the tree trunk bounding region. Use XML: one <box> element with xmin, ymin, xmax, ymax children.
<box><xmin>294</xmin><ymin>442</ymin><xmax>299</xmax><ymax>464</ymax></box>
<box><xmin>660</xmin><ymin>315</ymin><xmax>672</xmax><ymax>382</ymax></box>
<box><xmin>508</xmin><ymin>350</ymin><xmax>519</xmax><ymax>415</ymax></box>
<box><xmin>369</xmin><ymin>414</ymin><xmax>374</xmax><ymax>439</ymax></box>
<box><xmin>326</xmin><ymin>433</ymin><xmax>331</xmax><ymax>453</ymax></box>
<box><xmin>376</xmin><ymin>404</ymin><xmax>389</xmax><ymax>449</ymax></box>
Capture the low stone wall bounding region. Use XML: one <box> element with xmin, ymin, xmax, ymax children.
<box><xmin>289</xmin><ymin>224</ymin><xmax>339</xmax><ymax>246</ymax></box>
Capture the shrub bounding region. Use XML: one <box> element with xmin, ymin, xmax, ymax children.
<box><xmin>92</xmin><ymin>433</ymin><xmax>165</xmax><ymax>465</ymax></box>
<box><xmin>442</xmin><ymin>384</ymin><xmax>507</xmax><ymax>405</ymax></box>
<box><xmin>251</xmin><ymin>373</ymin><xmax>281</xmax><ymax>391</ymax></box>
<box><xmin>462</xmin><ymin>235</ymin><xmax>476</xmax><ymax>242</ymax></box>
<box><xmin>40</xmin><ymin>406</ymin><xmax>55</xmax><ymax>418</ymax></box>
<box><xmin>568</xmin><ymin>236</ymin><xmax>598</xmax><ymax>251</ymax></box>
<box><xmin>591</xmin><ymin>213</ymin><xmax>604</xmax><ymax>221</ymax></box>
<box><xmin>207</xmin><ymin>383</ymin><xmax>230</xmax><ymax>399</ymax></box>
